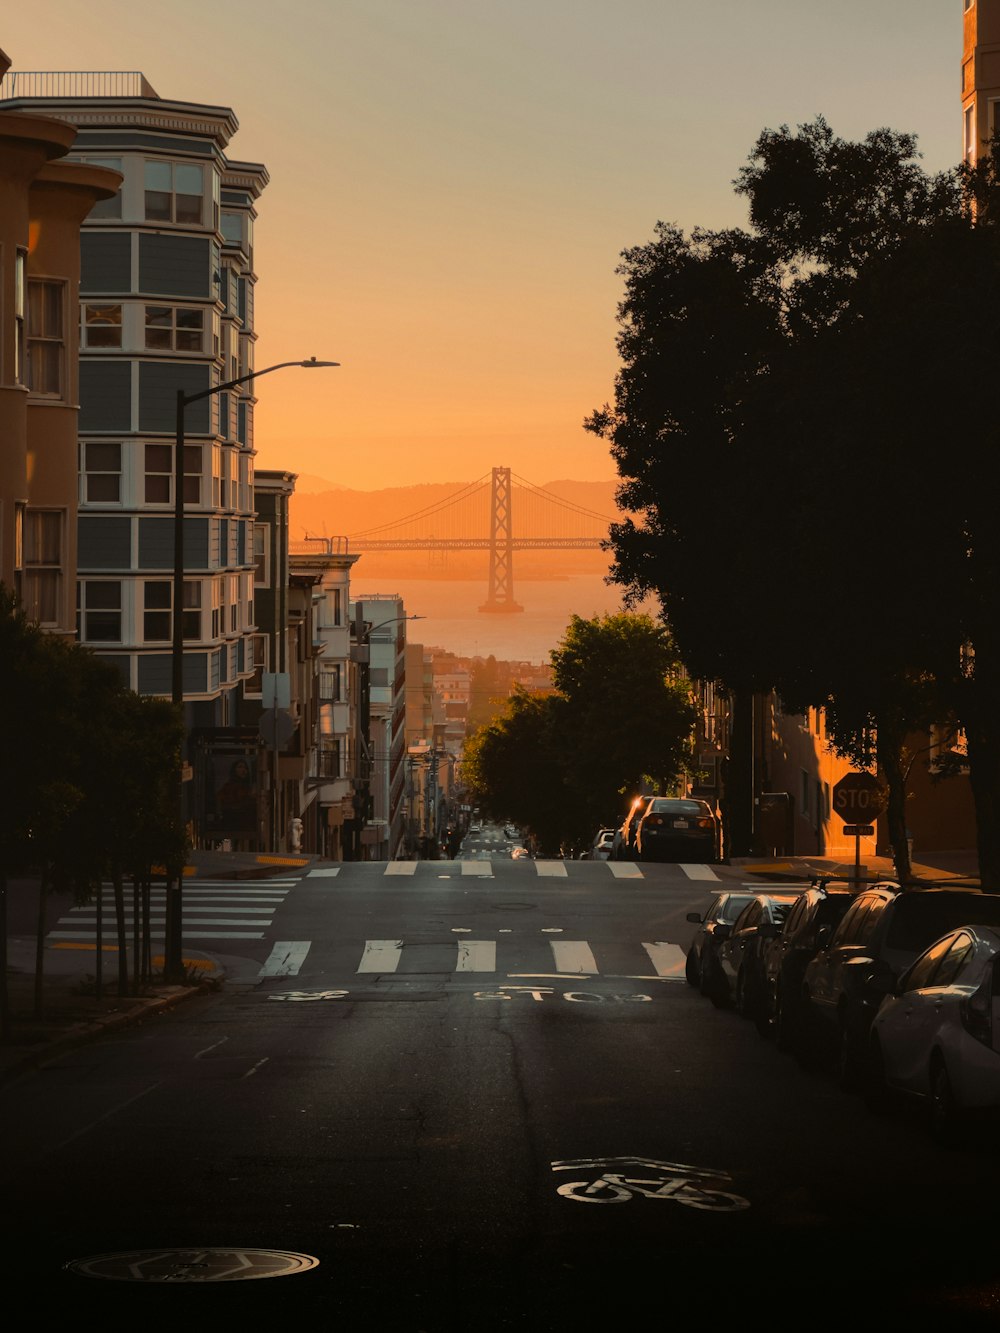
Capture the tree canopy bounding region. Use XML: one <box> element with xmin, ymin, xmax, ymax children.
<box><xmin>585</xmin><ymin>119</ymin><xmax>1000</xmax><ymax>878</ymax></box>
<box><xmin>461</xmin><ymin>612</ymin><xmax>696</xmax><ymax>851</ymax></box>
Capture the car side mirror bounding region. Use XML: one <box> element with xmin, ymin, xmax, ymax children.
<box><xmin>758</xmin><ymin>922</ymin><xmax>778</xmax><ymax>939</ymax></box>
<box><xmin>815</xmin><ymin>925</ymin><xmax>832</xmax><ymax>949</ymax></box>
<box><xmin>715</xmin><ymin>923</ymin><xmax>732</xmax><ymax>940</ymax></box>
<box><xmin>686</xmin><ymin>912</ymin><xmax>704</xmax><ymax>924</ymax></box>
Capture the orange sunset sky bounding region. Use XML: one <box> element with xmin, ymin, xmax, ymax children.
<box><xmin>3</xmin><ymin>2</ymin><xmax>961</xmax><ymax>491</ymax></box>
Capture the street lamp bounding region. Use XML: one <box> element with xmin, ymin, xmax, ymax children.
<box><xmin>353</xmin><ymin>612</ymin><xmax>424</xmax><ymax>861</ymax></box>
<box><xmin>164</xmin><ymin>356</ymin><xmax>338</xmax><ymax>981</ymax></box>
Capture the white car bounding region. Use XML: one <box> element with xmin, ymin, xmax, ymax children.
<box><xmin>591</xmin><ymin>829</ymin><xmax>616</xmax><ymax>861</ymax></box>
<box><xmin>868</xmin><ymin>922</ymin><xmax>1000</xmax><ymax>1140</ymax></box>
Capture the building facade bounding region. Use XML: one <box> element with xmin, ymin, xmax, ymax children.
<box><xmin>0</xmin><ymin>70</ymin><xmax>267</xmax><ymax>846</ymax></box>
<box><xmin>0</xmin><ymin>52</ymin><xmax>120</xmax><ymax>635</ymax></box>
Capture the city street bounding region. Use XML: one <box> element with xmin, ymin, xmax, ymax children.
<box><xmin>2</xmin><ymin>839</ymin><xmax>997</xmax><ymax>1326</ymax></box>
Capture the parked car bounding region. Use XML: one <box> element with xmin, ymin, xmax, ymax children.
<box><xmin>756</xmin><ymin>879</ymin><xmax>856</xmax><ymax>1044</ymax></box>
<box><xmin>615</xmin><ymin>796</ymin><xmax>653</xmax><ymax>860</ymax></box>
<box><xmin>801</xmin><ymin>884</ymin><xmax>1000</xmax><ymax>1089</ymax></box>
<box><xmin>711</xmin><ymin>891</ymin><xmax>804</xmax><ymax>1012</ymax></box>
<box><xmin>634</xmin><ymin>797</ymin><xmax>719</xmax><ymax>864</ymax></box>
<box><xmin>590</xmin><ymin>829</ymin><xmax>615</xmax><ymax>861</ymax></box>
<box><xmin>867</xmin><ymin>923</ymin><xmax>1000</xmax><ymax>1140</ymax></box>
<box><xmin>685</xmin><ymin>890</ymin><xmax>762</xmax><ymax>991</ymax></box>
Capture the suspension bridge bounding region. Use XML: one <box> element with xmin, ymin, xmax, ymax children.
<box><xmin>306</xmin><ymin>468</ymin><xmax>614</xmax><ymax>613</ymax></box>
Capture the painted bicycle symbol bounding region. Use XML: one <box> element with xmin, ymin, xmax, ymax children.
<box><xmin>267</xmin><ymin>990</ymin><xmax>349</xmax><ymax>1002</ymax></box>
<box><xmin>552</xmin><ymin>1156</ymin><xmax>749</xmax><ymax>1213</ymax></box>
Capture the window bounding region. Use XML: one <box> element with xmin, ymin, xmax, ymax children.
<box><xmin>253</xmin><ymin>523</ymin><xmax>270</xmax><ymax>586</ymax></box>
<box><xmin>320</xmin><ymin>664</ymin><xmax>342</xmax><ymax>702</ymax></box>
<box><xmin>79</xmin><ymin>581</ymin><xmax>122</xmax><ymax>642</ymax></box>
<box><xmin>84</xmin><ymin>156</ymin><xmax>123</xmax><ymax>218</ymax></box>
<box><xmin>143</xmin><ymin>581</ymin><xmax>171</xmax><ymax>641</ymax></box>
<box><xmin>183</xmin><ymin>581</ymin><xmax>202</xmax><ymax>640</ymax></box>
<box><xmin>800</xmin><ymin>770</ymin><xmax>810</xmax><ymax>823</ymax></box>
<box><xmin>966</xmin><ymin>105</ymin><xmax>976</xmax><ymax>164</ymax></box>
<box><xmin>245</xmin><ymin>633</ymin><xmax>268</xmax><ymax>696</ymax></box>
<box><xmin>144</xmin><ymin>160</ymin><xmax>203</xmax><ymax>224</ymax></box>
<box><xmin>83</xmin><ymin>442</ymin><xmax>122</xmax><ymax>503</ymax></box>
<box><xmin>27</xmin><ymin>279</ymin><xmax>65</xmax><ymax>396</ymax></box>
<box><xmin>145</xmin><ymin>305</ymin><xmax>204</xmax><ymax>352</ymax></box>
<box><xmin>23</xmin><ymin>510</ymin><xmax>62</xmax><ymax>624</ymax></box>
<box><xmin>144</xmin><ymin>443</ymin><xmax>172</xmax><ymax>503</ymax></box>
<box><xmin>229</xmin><ymin>574</ymin><xmax>239</xmax><ymax>633</ymax></box>
<box><xmin>220</xmin><ymin>211</ymin><xmax>243</xmax><ymax>246</ymax></box>
<box><xmin>83</xmin><ymin>304</ymin><xmax>123</xmax><ymax>348</ymax></box>
<box><xmin>211</xmin><ymin>579</ymin><xmax>223</xmax><ymax>638</ymax></box>
<box><xmin>14</xmin><ymin>249</ymin><xmax>25</xmax><ymax>384</ymax></box>
<box><xmin>142</xmin><ymin>443</ymin><xmax>201</xmax><ymax>505</ymax></box>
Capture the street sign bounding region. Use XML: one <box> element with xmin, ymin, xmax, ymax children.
<box><xmin>842</xmin><ymin>824</ymin><xmax>875</xmax><ymax>837</ymax></box>
<box><xmin>832</xmin><ymin>772</ymin><xmax>886</xmax><ymax>823</ymax></box>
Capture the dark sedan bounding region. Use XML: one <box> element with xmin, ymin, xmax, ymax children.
<box><xmin>635</xmin><ymin>797</ymin><xmax>719</xmax><ymax>863</ymax></box>
<box><xmin>686</xmin><ymin>890</ymin><xmax>759</xmax><ymax>992</ymax></box>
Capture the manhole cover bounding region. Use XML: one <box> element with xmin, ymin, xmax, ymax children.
<box><xmin>490</xmin><ymin>902</ymin><xmax>536</xmax><ymax>911</ymax></box>
<box><xmin>64</xmin><ymin>1248</ymin><xmax>320</xmax><ymax>1282</ymax></box>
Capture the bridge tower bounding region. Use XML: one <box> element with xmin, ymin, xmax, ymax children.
<box><xmin>479</xmin><ymin>466</ymin><xmax>524</xmax><ymax>614</ymax></box>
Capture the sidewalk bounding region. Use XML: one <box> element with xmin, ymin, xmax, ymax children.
<box><xmin>0</xmin><ymin>849</ymin><xmax>316</xmax><ymax>1086</ymax></box>
<box><xmin>0</xmin><ymin>847</ymin><xmax>980</xmax><ymax>1085</ymax></box>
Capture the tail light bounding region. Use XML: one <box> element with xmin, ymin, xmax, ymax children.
<box><xmin>645</xmin><ymin>815</ymin><xmax>664</xmax><ymax>827</ymax></box>
<box><xmin>696</xmin><ymin>817</ymin><xmax>714</xmax><ymax>830</ymax></box>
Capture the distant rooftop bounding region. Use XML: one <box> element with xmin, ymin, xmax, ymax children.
<box><xmin>0</xmin><ymin>70</ymin><xmax>159</xmax><ymax>100</ymax></box>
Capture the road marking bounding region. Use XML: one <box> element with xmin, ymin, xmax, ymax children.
<box><xmin>535</xmin><ymin>861</ymin><xmax>568</xmax><ymax>877</ymax></box>
<box><xmin>358</xmin><ymin>939</ymin><xmax>403</xmax><ymax>972</ymax></box>
<box><xmin>609</xmin><ymin>862</ymin><xmax>643</xmax><ymax>879</ymax></box>
<box><xmin>385</xmin><ymin>861</ymin><xmax>417</xmax><ymax>875</ymax></box>
<box><xmin>259</xmin><ymin>941</ymin><xmax>311</xmax><ymax>977</ymax></box>
<box><xmin>456</xmin><ymin>940</ymin><xmax>497</xmax><ymax>972</ymax></box>
<box><xmin>461</xmin><ymin>861</ymin><xmax>493</xmax><ymax>876</ymax></box>
<box><xmin>550</xmin><ymin>940</ymin><xmax>599</xmax><ymax>973</ymax></box>
<box><xmin>307</xmin><ymin>868</ymin><xmax>341</xmax><ymax>878</ymax></box>
<box><xmin>641</xmin><ymin>941</ymin><xmax>687</xmax><ymax>977</ymax></box>
<box><xmin>681</xmin><ymin>864</ymin><xmax>720</xmax><ymax>881</ymax></box>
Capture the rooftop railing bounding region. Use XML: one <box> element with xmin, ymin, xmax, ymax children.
<box><xmin>0</xmin><ymin>70</ymin><xmax>159</xmax><ymax>100</ymax></box>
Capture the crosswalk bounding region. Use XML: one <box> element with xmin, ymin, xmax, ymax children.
<box><xmin>260</xmin><ymin>936</ymin><xmax>688</xmax><ymax>981</ymax></box>
<box><xmin>48</xmin><ymin>880</ymin><xmax>297</xmax><ymax>943</ymax></box>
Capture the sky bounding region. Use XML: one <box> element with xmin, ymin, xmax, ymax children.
<box><xmin>2</xmin><ymin>1</ymin><xmax>964</xmax><ymax>490</ymax></box>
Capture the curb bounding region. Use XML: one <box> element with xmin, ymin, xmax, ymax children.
<box><xmin>0</xmin><ymin>983</ymin><xmax>203</xmax><ymax>1086</ymax></box>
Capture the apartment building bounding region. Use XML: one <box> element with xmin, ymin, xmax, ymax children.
<box><xmin>0</xmin><ymin>52</ymin><xmax>120</xmax><ymax>635</ymax></box>
<box><xmin>0</xmin><ymin>70</ymin><xmax>267</xmax><ymax>846</ymax></box>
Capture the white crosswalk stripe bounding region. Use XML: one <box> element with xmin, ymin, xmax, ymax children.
<box><xmin>337</xmin><ymin>937</ymin><xmax>687</xmax><ymax>980</ymax></box>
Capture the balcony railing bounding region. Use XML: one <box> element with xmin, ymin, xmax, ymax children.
<box><xmin>0</xmin><ymin>70</ymin><xmax>160</xmax><ymax>100</ymax></box>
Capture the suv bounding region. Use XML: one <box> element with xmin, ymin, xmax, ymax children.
<box><xmin>801</xmin><ymin>885</ymin><xmax>1000</xmax><ymax>1088</ymax></box>
<box><xmin>756</xmin><ymin>880</ymin><xmax>856</xmax><ymax>1045</ymax></box>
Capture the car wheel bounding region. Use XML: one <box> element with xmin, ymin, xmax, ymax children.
<box><xmin>685</xmin><ymin>950</ymin><xmax>701</xmax><ymax>988</ymax></box>
<box><xmin>928</xmin><ymin>1057</ymin><xmax>959</xmax><ymax>1144</ymax></box>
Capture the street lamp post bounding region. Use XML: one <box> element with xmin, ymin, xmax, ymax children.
<box><xmin>352</xmin><ymin>611</ymin><xmax>424</xmax><ymax>861</ymax></box>
<box><xmin>163</xmin><ymin>356</ymin><xmax>339</xmax><ymax>982</ymax></box>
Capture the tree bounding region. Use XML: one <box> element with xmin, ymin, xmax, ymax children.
<box><xmin>461</xmin><ymin>613</ymin><xmax>697</xmax><ymax>852</ymax></box>
<box><xmin>586</xmin><ymin>118</ymin><xmax>1000</xmax><ymax>875</ymax></box>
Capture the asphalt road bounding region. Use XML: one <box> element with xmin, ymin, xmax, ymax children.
<box><xmin>2</xmin><ymin>831</ymin><xmax>997</xmax><ymax>1328</ymax></box>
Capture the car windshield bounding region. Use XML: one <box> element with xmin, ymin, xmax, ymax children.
<box><xmin>719</xmin><ymin>894</ymin><xmax>754</xmax><ymax>921</ymax></box>
<box><xmin>649</xmin><ymin>800</ymin><xmax>706</xmax><ymax>814</ymax></box>
<box><xmin>886</xmin><ymin>893</ymin><xmax>1000</xmax><ymax>952</ymax></box>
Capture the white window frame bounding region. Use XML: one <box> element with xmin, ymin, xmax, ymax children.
<box><xmin>26</xmin><ymin>277</ymin><xmax>65</xmax><ymax>397</ymax></box>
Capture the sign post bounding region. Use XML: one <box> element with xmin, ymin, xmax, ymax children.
<box><xmin>832</xmin><ymin>772</ymin><xmax>887</xmax><ymax>890</ymax></box>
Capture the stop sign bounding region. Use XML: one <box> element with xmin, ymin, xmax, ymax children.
<box><xmin>832</xmin><ymin>772</ymin><xmax>886</xmax><ymax>823</ymax></box>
